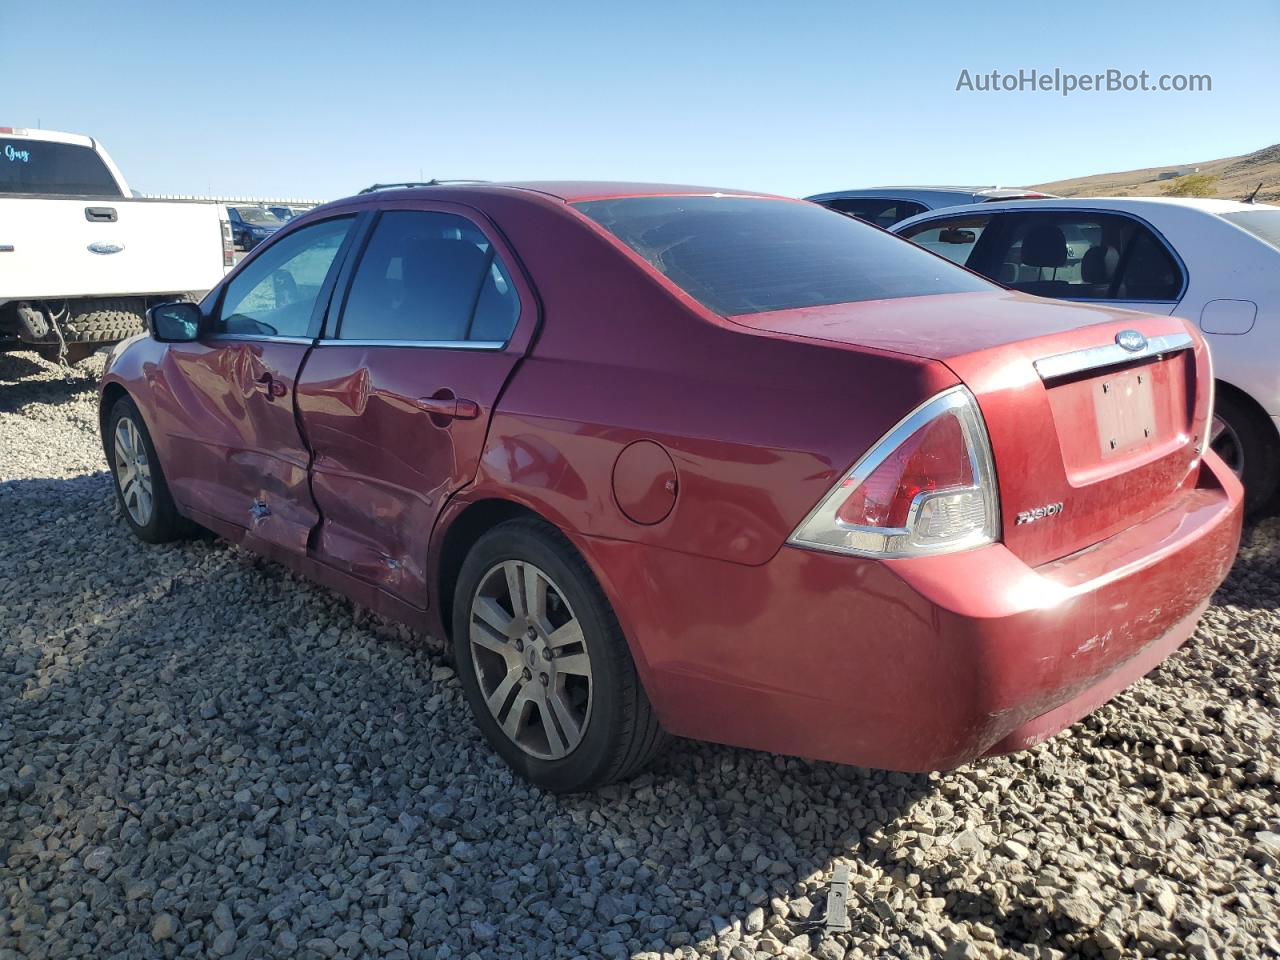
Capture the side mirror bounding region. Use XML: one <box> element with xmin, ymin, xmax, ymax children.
<box><xmin>148</xmin><ymin>301</ymin><xmax>202</xmax><ymax>342</ymax></box>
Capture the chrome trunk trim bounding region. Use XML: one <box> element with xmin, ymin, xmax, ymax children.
<box><xmin>1033</xmin><ymin>332</ymin><xmax>1194</xmax><ymax>381</ymax></box>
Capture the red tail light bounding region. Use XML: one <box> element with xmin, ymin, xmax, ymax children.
<box><xmin>836</xmin><ymin>412</ymin><xmax>973</xmax><ymax>528</ymax></box>
<box><xmin>790</xmin><ymin>387</ymin><xmax>1000</xmax><ymax>557</ymax></box>
<box><xmin>220</xmin><ymin>220</ymin><xmax>235</xmax><ymax>267</ymax></box>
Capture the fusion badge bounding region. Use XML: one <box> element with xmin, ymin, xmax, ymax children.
<box><xmin>1015</xmin><ymin>502</ymin><xmax>1064</xmax><ymax>525</ymax></box>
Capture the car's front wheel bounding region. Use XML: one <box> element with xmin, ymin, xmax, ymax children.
<box><xmin>106</xmin><ymin>396</ymin><xmax>195</xmax><ymax>543</ymax></box>
<box><xmin>452</xmin><ymin>518</ymin><xmax>666</xmax><ymax>792</ymax></box>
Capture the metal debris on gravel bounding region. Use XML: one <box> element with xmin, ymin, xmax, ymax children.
<box><xmin>1</xmin><ymin>351</ymin><xmax>1277</xmax><ymax>960</ymax></box>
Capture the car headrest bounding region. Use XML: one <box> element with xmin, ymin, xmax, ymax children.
<box><xmin>403</xmin><ymin>238</ymin><xmax>489</xmax><ymax>287</ymax></box>
<box><xmin>1020</xmin><ymin>224</ymin><xmax>1068</xmax><ymax>268</ymax></box>
<box><xmin>1080</xmin><ymin>246</ymin><xmax>1119</xmax><ymax>283</ymax></box>
<box><xmin>400</xmin><ymin>239</ymin><xmax>491</xmax><ymax>339</ymax></box>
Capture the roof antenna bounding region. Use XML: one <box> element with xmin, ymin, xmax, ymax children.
<box><xmin>1243</xmin><ymin>181</ymin><xmax>1263</xmax><ymax>204</ymax></box>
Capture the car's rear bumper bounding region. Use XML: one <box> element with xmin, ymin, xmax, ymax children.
<box><xmin>587</xmin><ymin>454</ymin><xmax>1242</xmax><ymax>771</ymax></box>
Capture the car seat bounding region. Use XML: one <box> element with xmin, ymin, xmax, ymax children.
<box><xmin>1010</xmin><ymin>223</ymin><xmax>1072</xmax><ymax>296</ymax></box>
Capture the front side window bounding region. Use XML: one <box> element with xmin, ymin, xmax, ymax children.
<box><xmin>971</xmin><ymin>212</ymin><xmax>1182</xmax><ymax>301</ymax></box>
<box><xmin>337</xmin><ymin>211</ymin><xmax>520</xmax><ymax>343</ymax></box>
<box><xmin>0</xmin><ymin>138</ymin><xmax>122</xmax><ymax>197</ymax></box>
<box><xmin>575</xmin><ymin>195</ymin><xmax>993</xmax><ymax>316</ymax></box>
<box><xmin>899</xmin><ymin>215</ymin><xmax>991</xmax><ymax>266</ymax></box>
<box><xmin>217</xmin><ymin>217</ymin><xmax>352</xmax><ymax>338</ymax></box>
<box><xmin>820</xmin><ymin>198</ymin><xmax>928</xmax><ymax>229</ymax></box>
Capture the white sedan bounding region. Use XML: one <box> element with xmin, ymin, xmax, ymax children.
<box><xmin>892</xmin><ymin>197</ymin><xmax>1280</xmax><ymax>513</ymax></box>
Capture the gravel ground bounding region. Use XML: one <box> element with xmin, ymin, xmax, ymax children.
<box><xmin>1</xmin><ymin>351</ymin><xmax>1278</xmax><ymax>960</ymax></box>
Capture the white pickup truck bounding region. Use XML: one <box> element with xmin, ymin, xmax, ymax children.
<box><xmin>1</xmin><ymin>127</ymin><xmax>233</xmax><ymax>363</ymax></box>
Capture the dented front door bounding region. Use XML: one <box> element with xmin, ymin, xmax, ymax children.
<box><xmin>154</xmin><ymin>214</ymin><xmax>358</xmax><ymax>553</ymax></box>
<box><xmin>160</xmin><ymin>338</ymin><xmax>318</xmax><ymax>551</ymax></box>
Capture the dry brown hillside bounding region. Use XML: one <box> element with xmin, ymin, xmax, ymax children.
<box><xmin>1032</xmin><ymin>143</ymin><xmax>1280</xmax><ymax>203</ymax></box>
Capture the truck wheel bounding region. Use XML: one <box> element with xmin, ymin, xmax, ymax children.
<box><xmin>106</xmin><ymin>396</ymin><xmax>195</xmax><ymax>543</ymax></box>
<box><xmin>452</xmin><ymin>518</ymin><xmax>667</xmax><ymax>792</ymax></box>
<box><xmin>61</xmin><ymin>299</ymin><xmax>146</xmax><ymax>344</ymax></box>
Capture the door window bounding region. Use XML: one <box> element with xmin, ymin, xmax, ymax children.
<box><xmin>337</xmin><ymin>211</ymin><xmax>520</xmax><ymax>343</ymax></box>
<box><xmin>818</xmin><ymin>198</ymin><xmax>928</xmax><ymax>228</ymax></box>
<box><xmin>898</xmin><ymin>215</ymin><xmax>991</xmax><ymax>266</ymax></box>
<box><xmin>217</xmin><ymin>217</ymin><xmax>353</xmax><ymax>338</ymax></box>
<box><xmin>974</xmin><ymin>212</ymin><xmax>1182</xmax><ymax>301</ymax></box>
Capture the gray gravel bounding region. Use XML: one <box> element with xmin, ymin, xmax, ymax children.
<box><xmin>2</xmin><ymin>351</ymin><xmax>1278</xmax><ymax>960</ymax></box>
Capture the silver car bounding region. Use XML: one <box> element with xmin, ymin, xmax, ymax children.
<box><xmin>805</xmin><ymin>186</ymin><xmax>1057</xmax><ymax>229</ymax></box>
<box><xmin>893</xmin><ymin>196</ymin><xmax>1280</xmax><ymax>514</ymax></box>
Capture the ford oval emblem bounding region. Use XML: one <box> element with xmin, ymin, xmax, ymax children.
<box><xmin>87</xmin><ymin>241</ymin><xmax>125</xmax><ymax>255</ymax></box>
<box><xmin>1115</xmin><ymin>329</ymin><xmax>1147</xmax><ymax>352</ymax></box>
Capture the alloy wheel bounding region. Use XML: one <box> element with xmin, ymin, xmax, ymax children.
<box><xmin>468</xmin><ymin>559</ymin><xmax>593</xmax><ymax>760</ymax></box>
<box><xmin>113</xmin><ymin>416</ymin><xmax>154</xmax><ymax>526</ymax></box>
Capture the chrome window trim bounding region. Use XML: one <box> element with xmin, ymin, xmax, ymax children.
<box><xmin>1060</xmin><ymin>297</ymin><xmax>1179</xmax><ymax>306</ymax></box>
<box><xmin>1033</xmin><ymin>332</ymin><xmax>1194</xmax><ymax>381</ymax></box>
<box><xmin>204</xmin><ymin>334</ymin><xmax>315</xmax><ymax>345</ymax></box>
<box><xmin>314</xmin><ymin>338</ymin><xmax>506</xmax><ymax>350</ymax></box>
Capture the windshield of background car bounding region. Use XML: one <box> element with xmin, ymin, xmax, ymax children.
<box><xmin>573</xmin><ymin>195</ymin><xmax>995</xmax><ymax>315</ymax></box>
<box><xmin>1221</xmin><ymin>210</ymin><xmax>1280</xmax><ymax>251</ymax></box>
<box><xmin>236</xmin><ymin>207</ymin><xmax>284</xmax><ymax>226</ymax></box>
<box><xmin>0</xmin><ymin>138</ymin><xmax>122</xmax><ymax>197</ymax></box>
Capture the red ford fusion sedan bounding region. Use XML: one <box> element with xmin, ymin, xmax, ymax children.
<box><xmin>99</xmin><ymin>182</ymin><xmax>1243</xmax><ymax>792</ymax></box>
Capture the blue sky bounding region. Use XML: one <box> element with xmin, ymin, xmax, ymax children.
<box><xmin>5</xmin><ymin>0</ymin><xmax>1277</xmax><ymax>200</ymax></box>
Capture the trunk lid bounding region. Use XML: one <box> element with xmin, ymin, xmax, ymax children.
<box><xmin>733</xmin><ymin>291</ymin><xmax>1211</xmax><ymax>566</ymax></box>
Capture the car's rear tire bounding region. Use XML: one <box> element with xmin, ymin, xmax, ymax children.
<box><xmin>1212</xmin><ymin>390</ymin><xmax>1279</xmax><ymax>515</ymax></box>
<box><xmin>106</xmin><ymin>396</ymin><xmax>195</xmax><ymax>543</ymax></box>
<box><xmin>451</xmin><ymin>517</ymin><xmax>667</xmax><ymax>792</ymax></box>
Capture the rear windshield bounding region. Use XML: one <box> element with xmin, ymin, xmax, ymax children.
<box><xmin>0</xmin><ymin>138</ymin><xmax>122</xmax><ymax>197</ymax></box>
<box><xmin>1221</xmin><ymin>210</ymin><xmax>1280</xmax><ymax>251</ymax></box>
<box><xmin>574</xmin><ymin>195</ymin><xmax>994</xmax><ymax>316</ymax></box>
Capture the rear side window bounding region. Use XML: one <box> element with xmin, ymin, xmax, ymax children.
<box><xmin>969</xmin><ymin>212</ymin><xmax>1183</xmax><ymax>301</ymax></box>
<box><xmin>899</xmin><ymin>216</ymin><xmax>991</xmax><ymax>266</ymax></box>
<box><xmin>574</xmin><ymin>196</ymin><xmax>993</xmax><ymax>316</ymax></box>
<box><xmin>818</xmin><ymin>197</ymin><xmax>928</xmax><ymax>228</ymax></box>
<box><xmin>338</xmin><ymin>211</ymin><xmax>519</xmax><ymax>343</ymax></box>
<box><xmin>1</xmin><ymin>138</ymin><xmax>122</xmax><ymax>197</ymax></box>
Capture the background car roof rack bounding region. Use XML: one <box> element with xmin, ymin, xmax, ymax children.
<box><xmin>357</xmin><ymin>180</ymin><xmax>490</xmax><ymax>194</ymax></box>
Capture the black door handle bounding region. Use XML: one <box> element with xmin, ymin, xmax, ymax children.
<box><xmin>85</xmin><ymin>207</ymin><xmax>117</xmax><ymax>223</ymax></box>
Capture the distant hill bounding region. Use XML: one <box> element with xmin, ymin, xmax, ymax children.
<box><xmin>1032</xmin><ymin>143</ymin><xmax>1280</xmax><ymax>204</ymax></box>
